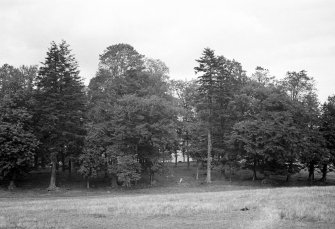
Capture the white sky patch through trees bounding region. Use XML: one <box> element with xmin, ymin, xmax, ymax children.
<box><xmin>1</xmin><ymin>0</ymin><xmax>334</xmax><ymax>102</ymax></box>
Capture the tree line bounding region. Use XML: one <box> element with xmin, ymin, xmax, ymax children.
<box><xmin>0</xmin><ymin>41</ymin><xmax>334</xmax><ymax>190</ymax></box>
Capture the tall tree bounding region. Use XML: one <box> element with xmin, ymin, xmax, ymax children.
<box><xmin>228</xmin><ymin>79</ymin><xmax>305</xmax><ymax>181</ymax></box>
<box><xmin>320</xmin><ymin>95</ymin><xmax>335</xmax><ymax>181</ymax></box>
<box><xmin>214</xmin><ymin>55</ymin><xmax>246</xmax><ymax>170</ymax></box>
<box><xmin>0</xmin><ymin>64</ymin><xmax>39</xmax><ymax>189</ymax></box>
<box><xmin>86</xmin><ymin>44</ymin><xmax>177</xmax><ymax>186</ymax></box>
<box><xmin>35</xmin><ymin>41</ymin><xmax>86</xmax><ymax>190</ymax></box>
<box><xmin>195</xmin><ymin>48</ymin><xmax>218</xmax><ymax>183</ymax></box>
<box><xmin>195</xmin><ymin>48</ymin><xmax>246</xmax><ymax>183</ymax></box>
<box><xmin>281</xmin><ymin>70</ymin><xmax>322</xmax><ymax>181</ymax></box>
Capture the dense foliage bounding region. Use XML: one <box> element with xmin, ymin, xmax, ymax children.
<box><xmin>0</xmin><ymin>64</ymin><xmax>39</xmax><ymax>189</ymax></box>
<box><xmin>1</xmin><ymin>43</ymin><xmax>334</xmax><ymax>189</ymax></box>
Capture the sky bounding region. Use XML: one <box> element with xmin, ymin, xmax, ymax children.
<box><xmin>1</xmin><ymin>0</ymin><xmax>335</xmax><ymax>102</ymax></box>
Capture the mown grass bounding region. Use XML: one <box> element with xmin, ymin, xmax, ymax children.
<box><xmin>1</xmin><ymin>186</ymin><xmax>335</xmax><ymax>229</ymax></box>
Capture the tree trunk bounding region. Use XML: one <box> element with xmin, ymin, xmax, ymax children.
<box><xmin>150</xmin><ymin>170</ymin><xmax>154</xmax><ymax>185</ymax></box>
<box><xmin>110</xmin><ymin>174</ymin><xmax>118</xmax><ymax>188</ymax></box>
<box><xmin>48</xmin><ymin>160</ymin><xmax>57</xmax><ymax>190</ymax></box>
<box><xmin>196</xmin><ymin>160</ymin><xmax>200</xmax><ymax>180</ymax></box>
<box><xmin>34</xmin><ymin>154</ymin><xmax>39</xmax><ymax>170</ymax></box>
<box><xmin>221</xmin><ymin>163</ymin><xmax>225</xmax><ymax>178</ymax></box>
<box><xmin>68</xmin><ymin>159</ymin><xmax>72</xmax><ymax>178</ymax></box>
<box><xmin>86</xmin><ymin>177</ymin><xmax>90</xmax><ymax>189</ymax></box>
<box><xmin>206</xmin><ymin>128</ymin><xmax>212</xmax><ymax>183</ymax></box>
<box><xmin>61</xmin><ymin>153</ymin><xmax>65</xmax><ymax>172</ymax></box>
<box><xmin>186</xmin><ymin>140</ymin><xmax>190</xmax><ymax>168</ymax></box>
<box><xmin>286</xmin><ymin>173</ymin><xmax>291</xmax><ymax>182</ymax></box>
<box><xmin>252</xmin><ymin>156</ymin><xmax>257</xmax><ymax>181</ymax></box>
<box><xmin>104</xmin><ymin>163</ymin><xmax>109</xmax><ymax>178</ymax></box>
<box><xmin>56</xmin><ymin>159</ymin><xmax>59</xmax><ymax>171</ymax></box>
<box><xmin>8</xmin><ymin>180</ymin><xmax>16</xmax><ymax>191</ymax></box>
<box><xmin>8</xmin><ymin>171</ymin><xmax>16</xmax><ymax>191</ymax></box>
<box><xmin>308</xmin><ymin>162</ymin><xmax>315</xmax><ymax>182</ymax></box>
<box><xmin>321</xmin><ymin>163</ymin><xmax>327</xmax><ymax>182</ymax></box>
<box><xmin>174</xmin><ymin>151</ymin><xmax>178</xmax><ymax>167</ymax></box>
<box><xmin>41</xmin><ymin>155</ymin><xmax>46</xmax><ymax>169</ymax></box>
<box><xmin>260</xmin><ymin>158</ymin><xmax>265</xmax><ymax>176</ymax></box>
<box><xmin>286</xmin><ymin>161</ymin><xmax>293</xmax><ymax>182</ymax></box>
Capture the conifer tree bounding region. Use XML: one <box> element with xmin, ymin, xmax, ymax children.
<box><xmin>195</xmin><ymin>48</ymin><xmax>218</xmax><ymax>183</ymax></box>
<box><xmin>35</xmin><ymin>41</ymin><xmax>86</xmax><ymax>190</ymax></box>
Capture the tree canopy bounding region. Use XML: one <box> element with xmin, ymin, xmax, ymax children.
<box><xmin>1</xmin><ymin>44</ymin><xmax>334</xmax><ymax>190</ymax></box>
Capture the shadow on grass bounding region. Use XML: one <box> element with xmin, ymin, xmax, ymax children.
<box><xmin>1</xmin><ymin>163</ymin><xmax>334</xmax><ymax>199</ymax></box>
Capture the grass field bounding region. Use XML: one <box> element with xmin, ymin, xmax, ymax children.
<box><xmin>1</xmin><ymin>163</ymin><xmax>335</xmax><ymax>228</ymax></box>
<box><xmin>1</xmin><ymin>186</ymin><xmax>335</xmax><ymax>228</ymax></box>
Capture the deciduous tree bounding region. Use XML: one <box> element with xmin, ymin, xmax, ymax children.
<box><xmin>0</xmin><ymin>64</ymin><xmax>39</xmax><ymax>189</ymax></box>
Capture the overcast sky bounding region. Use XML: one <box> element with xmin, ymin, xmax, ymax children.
<box><xmin>1</xmin><ymin>0</ymin><xmax>334</xmax><ymax>102</ymax></box>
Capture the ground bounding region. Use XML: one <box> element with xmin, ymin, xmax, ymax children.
<box><xmin>0</xmin><ymin>162</ymin><xmax>335</xmax><ymax>228</ymax></box>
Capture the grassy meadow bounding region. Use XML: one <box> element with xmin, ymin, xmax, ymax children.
<box><xmin>1</xmin><ymin>163</ymin><xmax>335</xmax><ymax>228</ymax></box>
<box><xmin>1</xmin><ymin>186</ymin><xmax>335</xmax><ymax>228</ymax></box>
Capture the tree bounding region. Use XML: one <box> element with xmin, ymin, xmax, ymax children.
<box><xmin>113</xmin><ymin>155</ymin><xmax>142</xmax><ymax>187</ymax></box>
<box><xmin>320</xmin><ymin>95</ymin><xmax>335</xmax><ymax>181</ymax></box>
<box><xmin>78</xmin><ymin>124</ymin><xmax>104</xmax><ymax>189</ymax></box>
<box><xmin>104</xmin><ymin>93</ymin><xmax>177</xmax><ymax>185</ymax></box>
<box><xmin>35</xmin><ymin>41</ymin><xmax>86</xmax><ymax>190</ymax></box>
<box><xmin>281</xmin><ymin>70</ymin><xmax>314</xmax><ymax>102</ymax></box>
<box><xmin>188</xmin><ymin>119</ymin><xmax>210</xmax><ymax>180</ymax></box>
<box><xmin>0</xmin><ymin>64</ymin><xmax>37</xmax><ymax>98</ymax></box>
<box><xmin>195</xmin><ymin>48</ymin><xmax>247</xmax><ymax>183</ymax></box>
<box><xmin>86</xmin><ymin>44</ymin><xmax>178</xmax><ymax>186</ymax></box>
<box><xmin>195</xmin><ymin>48</ymin><xmax>218</xmax><ymax>183</ymax></box>
<box><xmin>89</xmin><ymin>44</ymin><xmax>145</xmax><ymax>100</ymax></box>
<box><xmin>99</xmin><ymin>43</ymin><xmax>144</xmax><ymax>78</ymax></box>
<box><xmin>0</xmin><ymin>97</ymin><xmax>38</xmax><ymax>190</ymax></box>
<box><xmin>144</xmin><ymin>58</ymin><xmax>169</xmax><ymax>77</ymax></box>
<box><xmin>228</xmin><ymin>79</ymin><xmax>305</xmax><ymax>181</ymax></box>
<box><xmin>251</xmin><ymin>66</ymin><xmax>275</xmax><ymax>86</ymax></box>
<box><xmin>170</xmin><ymin>79</ymin><xmax>198</xmax><ymax>168</ymax></box>
<box><xmin>300</xmin><ymin>128</ymin><xmax>326</xmax><ymax>182</ymax></box>
<box><xmin>281</xmin><ymin>70</ymin><xmax>323</xmax><ymax>181</ymax></box>
<box><xmin>214</xmin><ymin>55</ymin><xmax>246</xmax><ymax>172</ymax></box>
<box><xmin>0</xmin><ymin>64</ymin><xmax>39</xmax><ymax>189</ymax></box>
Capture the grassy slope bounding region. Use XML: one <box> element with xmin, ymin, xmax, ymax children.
<box><xmin>1</xmin><ymin>186</ymin><xmax>335</xmax><ymax>229</ymax></box>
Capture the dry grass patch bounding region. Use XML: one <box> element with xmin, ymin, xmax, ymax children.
<box><xmin>0</xmin><ymin>186</ymin><xmax>334</xmax><ymax>228</ymax></box>
<box><xmin>277</xmin><ymin>188</ymin><xmax>335</xmax><ymax>222</ymax></box>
